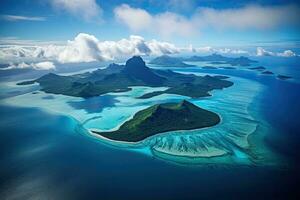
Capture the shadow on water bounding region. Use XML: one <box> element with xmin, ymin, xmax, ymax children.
<box><xmin>67</xmin><ymin>94</ymin><xmax>119</xmax><ymax>114</ymax></box>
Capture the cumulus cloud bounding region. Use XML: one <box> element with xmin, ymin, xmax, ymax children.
<box><xmin>1</xmin><ymin>15</ymin><xmax>45</xmax><ymax>21</ymax></box>
<box><xmin>50</xmin><ymin>0</ymin><xmax>102</xmax><ymax>21</ymax></box>
<box><xmin>0</xmin><ymin>61</ymin><xmax>55</xmax><ymax>70</ymax></box>
<box><xmin>277</xmin><ymin>50</ymin><xmax>297</xmax><ymax>57</ymax></box>
<box><xmin>0</xmin><ymin>33</ymin><xmax>180</xmax><ymax>64</ymax></box>
<box><xmin>114</xmin><ymin>4</ymin><xmax>300</xmax><ymax>37</ymax></box>
<box><xmin>1</xmin><ymin>33</ymin><xmax>297</xmax><ymax>68</ymax></box>
<box><xmin>256</xmin><ymin>47</ymin><xmax>297</xmax><ymax>57</ymax></box>
<box><xmin>114</xmin><ymin>4</ymin><xmax>199</xmax><ymax>37</ymax></box>
<box><xmin>195</xmin><ymin>4</ymin><xmax>300</xmax><ymax>30</ymax></box>
<box><xmin>114</xmin><ymin>5</ymin><xmax>152</xmax><ymax>32</ymax></box>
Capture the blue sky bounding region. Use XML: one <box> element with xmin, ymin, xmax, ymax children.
<box><xmin>1</xmin><ymin>0</ymin><xmax>300</xmax><ymax>47</ymax></box>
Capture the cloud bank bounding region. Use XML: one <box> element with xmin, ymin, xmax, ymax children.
<box><xmin>114</xmin><ymin>4</ymin><xmax>300</xmax><ymax>37</ymax></box>
<box><xmin>0</xmin><ymin>61</ymin><xmax>55</xmax><ymax>70</ymax></box>
<box><xmin>256</xmin><ymin>47</ymin><xmax>297</xmax><ymax>57</ymax></box>
<box><xmin>0</xmin><ymin>33</ymin><xmax>298</xmax><ymax>69</ymax></box>
<box><xmin>0</xmin><ymin>33</ymin><xmax>179</xmax><ymax>64</ymax></box>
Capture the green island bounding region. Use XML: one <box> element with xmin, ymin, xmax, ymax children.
<box><xmin>149</xmin><ymin>55</ymin><xmax>193</xmax><ymax>67</ymax></box>
<box><xmin>18</xmin><ymin>56</ymin><xmax>233</xmax><ymax>99</ymax></box>
<box><xmin>150</xmin><ymin>53</ymin><xmax>257</xmax><ymax>67</ymax></box>
<box><xmin>92</xmin><ymin>100</ymin><xmax>220</xmax><ymax>142</ymax></box>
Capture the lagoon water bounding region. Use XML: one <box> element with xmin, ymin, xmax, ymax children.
<box><xmin>0</xmin><ymin>57</ymin><xmax>299</xmax><ymax>199</ymax></box>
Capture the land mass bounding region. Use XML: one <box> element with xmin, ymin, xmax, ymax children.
<box><xmin>261</xmin><ymin>70</ymin><xmax>274</xmax><ymax>75</ymax></box>
<box><xmin>249</xmin><ymin>66</ymin><xmax>266</xmax><ymax>71</ymax></box>
<box><xmin>277</xmin><ymin>74</ymin><xmax>292</xmax><ymax>80</ymax></box>
<box><xmin>92</xmin><ymin>100</ymin><xmax>220</xmax><ymax>142</ymax></box>
<box><xmin>150</xmin><ymin>53</ymin><xmax>257</xmax><ymax>67</ymax></box>
<box><xmin>18</xmin><ymin>56</ymin><xmax>233</xmax><ymax>99</ymax></box>
<box><xmin>149</xmin><ymin>55</ymin><xmax>193</xmax><ymax>67</ymax></box>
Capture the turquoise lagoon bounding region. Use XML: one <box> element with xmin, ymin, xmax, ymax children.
<box><xmin>2</xmin><ymin>74</ymin><xmax>280</xmax><ymax>166</ymax></box>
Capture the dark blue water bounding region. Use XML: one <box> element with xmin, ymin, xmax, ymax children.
<box><xmin>1</xmin><ymin>57</ymin><xmax>300</xmax><ymax>199</ymax></box>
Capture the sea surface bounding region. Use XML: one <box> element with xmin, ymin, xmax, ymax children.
<box><xmin>0</xmin><ymin>56</ymin><xmax>299</xmax><ymax>199</ymax></box>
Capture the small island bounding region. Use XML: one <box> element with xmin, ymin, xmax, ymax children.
<box><xmin>277</xmin><ymin>74</ymin><xmax>292</xmax><ymax>80</ymax></box>
<box><xmin>149</xmin><ymin>55</ymin><xmax>193</xmax><ymax>67</ymax></box>
<box><xmin>249</xmin><ymin>66</ymin><xmax>266</xmax><ymax>71</ymax></box>
<box><xmin>202</xmin><ymin>66</ymin><xmax>218</xmax><ymax>69</ymax></box>
<box><xmin>183</xmin><ymin>53</ymin><xmax>257</xmax><ymax>66</ymax></box>
<box><xmin>92</xmin><ymin>100</ymin><xmax>220</xmax><ymax>142</ymax></box>
<box><xmin>219</xmin><ymin>66</ymin><xmax>236</xmax><ymax>70</ymax></box>
<box><xmin>261</xmin><ymin>70</ymin><xmax>274</xmax><ymax>75</ymax></box>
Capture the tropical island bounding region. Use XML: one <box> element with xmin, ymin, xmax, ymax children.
<box><xmin>92</xmin><ymin>100</ymin><xmax>220</xmax><ymax>142</ymax></box>
<box><xmin>149</xmin><ymin>55</ymin><xmax>193</xmax><ymax>67</ymax></box>
<box><xmin>18</xmin><ymin>56</ymin><xmax>233</xmax><ymax>99</ymax></box>
<box><xmin>149</xmin><ymin>53</ymin><xmax>257</xmax><ymax>67</ymax></box>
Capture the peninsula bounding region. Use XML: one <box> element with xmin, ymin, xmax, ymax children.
<box><xmin>92</xmin><ymin>100</ymin><xmax>220</xmax><ymax>142</ymax></box>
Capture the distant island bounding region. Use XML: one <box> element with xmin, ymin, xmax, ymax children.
<box><xmin>185</xmin><ymin>53</ymin><xmax>231</xmax><ymax>62</ymax></box>
<box><xmin>277</xmin><ymin>75</ymin><xmax>292</xmax><ymax>80</ymax></box>
<box><xmin>149</xmin><ymin>53</ymin><xmax>257</xmax><ymax>67</ymax></box>
<box><xmin>261</xmin><ymin>71</ymin><xmax>274</xmax><ymax>75</ymax></box>
<box><xmin>92</xmin><ymin>100</ymin><xmax>220</xmax><ymax>142</ymax></box>
<box><xmin>202</xmin><ymin>66</ymin><xmax>218</xmax><ymax>69</ymax></box>
<box><xmin>249</xmin><ymin>66</ymin><xmax>266</xmax><ymax>71</ymax></box>
<box><xmin>18</xmin><ymin>56</ymin><xmax>233</xmax><ymax>99</ymax></box>
<box><xmin>149</xmin><ymin>55</ymin><xmax>193</xmax><ymax>67</ymax></box>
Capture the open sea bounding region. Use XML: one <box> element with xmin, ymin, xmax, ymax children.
<box><xmin>0</xmin><ymin>56</ymin><xmax>299</xmax><ymax>200</ymax></box>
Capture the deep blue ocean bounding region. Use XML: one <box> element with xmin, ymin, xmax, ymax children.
<box><xmin>0</xmin><ymin>56</ymin><xmax>300</xmax><ymax>200</ymax></box>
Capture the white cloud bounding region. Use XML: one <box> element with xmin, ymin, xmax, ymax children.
<box><xmin>114</xmin><ymin>4</ymin><xmax>199</xmax><ymax>37</ymax></box>
<box><xmin>1</xmin><ymin>33</ymin><xmax>297</xmax><ymax>67</ymax></box>
<box><xmin>0</xmin><ymin>61</ymin><xmax>55</xmax><ymax>70</ymax></box>
<box><xmin>33</xmin><ymin>61</ymin><xmax>56</xmax><ymax>70</ymax></box>
<box><xmin>277</xmin><ymin>50</ymin><xmax>297</xmax><ymax>57</ymax></box>
<box><xmin>256</xmin><ymin>47</ymin><xmax>297</xmax><ymax>57</ymax></box>
<box><xmin>256</xmin><ymin>47</ymin><xmax>273</xmax><ymax>56</ymax></box>
<box><xmin>1</xmin><ymin>15</ymin><xmax>45</xmax><ymax>21</ymax></box>
<box><xmin>114</xmin><ymin>4</ymin><xmax>300</xmax><ymax>37</ymax></box>
<box><xmin>114</xmin><ymin>4</ymin><xmax>152</xmax><ymax>32</ymax></box>
<box><xmin>195</xmin><ymin>4</ymin><xmax>300</xmax><ymax>30</ymax></box>
<box><xmin>0</xmin><ymin>33</ymin><xmax>180</xmax><ymax>64</ymax></box>
<box><xmin>58</xmin><ymin>33</ymin><xmax>104</xmax><ymax>63</ymax></box>
<box><xmin>51</xmin><ymin>0</ymin><xmax>102</xmax><ymax>21</ymax></box>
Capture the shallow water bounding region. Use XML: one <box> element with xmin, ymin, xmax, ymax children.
<box><xmin>0</xmin><ymin>57</ymin><xmax>299</xmax><ymax>199</ymax></box>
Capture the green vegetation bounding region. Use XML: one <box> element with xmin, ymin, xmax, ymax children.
<box><xmin>18</xmin><ymin>56</ymin><xmax>233</xmax><ymax>99</ymax></box>
<box><xmin>93</xmin><ymin>100</ymin><xmax>220</xmax><ymax>142</ymax></box>
<box><xmin>149</xmin><ymin>55</ymin><xmax>193</xmax><ymax>67</ymax></box>
<box><xmin>182</xmin><ymin>53</ymin><xmax>257</xmax><ymax>66</ymax></box>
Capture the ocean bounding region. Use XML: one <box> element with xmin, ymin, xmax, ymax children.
<box><xmin>0</xmin><ymin>56</ymin><xmax>299</xmax><ymax>199</ymax></box>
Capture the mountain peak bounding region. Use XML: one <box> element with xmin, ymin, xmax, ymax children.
<box><xmin>125</xmin><ymin>56</ymin><xmax>146</xmax><ymax>68</ymax></box>
<box><xmin>123</xmin><ymin>56</ymin><xmax>165</xmax><ymax>86</ymax></box>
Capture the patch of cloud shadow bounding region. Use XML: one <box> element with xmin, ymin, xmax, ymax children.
<box><xmin>67</xmin><ymin>94</ymin><xmax>119</xmax><ymax>113</ymax></box>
